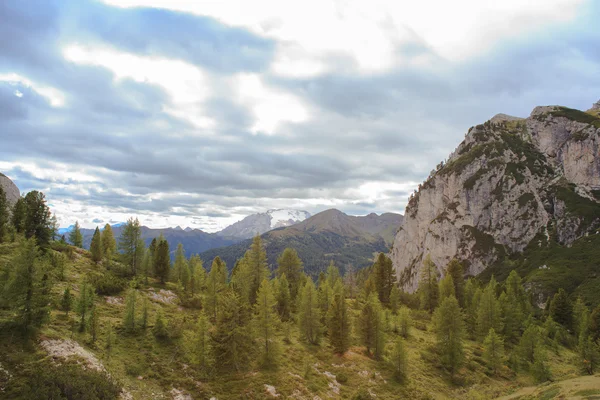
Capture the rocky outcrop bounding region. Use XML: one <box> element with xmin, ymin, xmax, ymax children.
<box><xmin>392</xmin><ymin>103</ymin><xmax>600</xmax><ymax>292</ymax></box>
<box><xmin>0</xmin><ymin>173</ymin><xmax>20</xmax><ymax>206</ymax></box>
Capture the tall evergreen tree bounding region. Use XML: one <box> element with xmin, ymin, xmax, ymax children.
<box><xmin>194</xmin><ymin>312</ymin><xmax>212</xmax><ymax>375</ymax></box>
<box><xmin>90</xmin><ymin>227</ymin><xmax>103</xmax><ymax>262</ymax></box>
<box><xmin>3</xmin><ymin>238</ymin><xmax>50</xmax><ymax>336</ymax></box>
<box><xmin>389</xmin><ymin>285</ymin><xmax>400</xmax><ymax>315</ymax></box>
<box><xmin>591</xmin><ymin>305</ymin><xmax>600</xmax><ymax>342</ymax></box>
<box><xmin>189</xmin><ymin>255</ymin><xmax>206</xmax><ymax>296</ymax></box>
<box><xmin>483</xmin><ymin>328</ymin><xmax>504</xmax><ymax>374</ymax></box>
<box><xmin>439</xmin><ymin>274</ymin><xmax>455</xmax><ymax>301</ymax></box>
<box><xmin>370</xmin><ymin>253</ymin><xmax>395</xmax><ymax>304</ymax></box>
<box><xmin>153</xmin><ymin>236</ymin><xmax>171</xmax><ymax>284</ymax></box>
<box><xmin>549</xmin><ymin>288</ymin><xmax>572</xmax><ymax>330</ymax></box>
<box><xmin>573</xmin><ymin>297</ymin><xmax>590</xmax><ymax>340</ymax></box>
<box><xmin>446</xmin><ymin>259</ymin><xmax>465</xmax><ymax>307</ymax></box>
<box><xmin>205</xmin><ymin>256</ymin><xmax>227</xmax><ymax>322</ymax></box>
<box><xmin>433</xmin><ymin>296</ymin><xmax>465</xmax><ymax>375</ymax></box>
<box><xmin>579</xmin><ymin>334</ymin><xmax>600</xmax><ymax>375</ymax></box>
<box><xmin>172</xmin><ymin>243</ymin><xmax>187</xmax><ymax>283</ymax></box>
<box><xmin>61</xmin><ymin>287</ymin><xmax>73</xmax><ymax>316</ymax></box>
<box><xmin>398</xmin><ymin>306</ymin><xmax>411</xmax><ymax>338</ymax></box>
<box><xmin>118</xmin><ymin>217</ymin><xmax>143</xmax><ymax>275</ymax></box>
<box><xmin>499</xmin><ymin>290</ymin><xmax>523</xmax><ymax>345</ymax></box>
<box><xmin>318</xmin><ymin>279</ymin><xmax>332</xmax><ymax>326</ymax></box>
<box><xmin>11</xmin><ymin>197</ymin><xmax>26</xmax><ymax>234</ymax></box>
<box><xmin>419</xmin><ymin>255</ymin><xmax>439</xmax><ymax>313</ymax></box>
<box><xmin>101</xmin><ymin>224</ymin><xmax>117</xmax><ymax>255</ymax></box>
<box><xmin>123</xmin><ymin>288</ymin><xmax>137</xmax><ymax>333</ymax></box>
<box><xmin>153</xmin><ymin>309</ymin><xmax>169</xmax><ymax>340</ymax></box>
<box><xmin>0</xmin><ymin>185</ymin><xmax>7</xmax><ymax>243</ymax></box>
<box><xmin>276</xmin><ymin>248</ymin><xmax>304</xmax><ymax>302</ymax></box>
<box><xmin>76</xmin><ymin>282</ymin><xmax>94</xmax><ymax>332</ymax></box>
<box><xmin>327</xmin><ymin>281</ymin><xmax>351</xmax><ymax>354</ymax></box>
<box><xmin>89</xmin><ymin>303</ymin><xmax>99</xmax><ymax>344</ymax></box>
<box><xmin>275</xmin><ymin>273</ymin><xmax>292</xmax><ymax>322</ymax></box>
<box><xmin>69</xmin><ymin>221</ymin><xmax>83</xmax><ymax>248</ymax></box>
<box><xmin>476</xmin><ymin>277</ymin><xmax>503</xmax><ymax>340</ymax></box>
<box><xmin>298</xmin><ymin>278</ymin><xmax>321</xmax><ymax>344</ymax></box>
<box><xmin>254</xmin><ymin>279</ymin><xmax>281</xmax><ymax>368</ymax></box>
<box><xmin>326</xmin><ymin>261</ymin><xmax>342</xmax><ymax>288</ymax></box>
<box><xmin>389</xmin><ymin>338</ymin><xmax>408</xmax><ymax>383</ymax></box>
<box><xmin>359</xmin><ymin>293</ymin><xmax>386</xmax><ymax>359</ymax></box>
<box><xmin>518</xmin><ymin>324</ymin><xmax>539</xmax><ymax>364</ymax></box>
<box><xmin>243</xmin><ymin>235</ymin><xmax>269</xmax><ymax>305</ymax></box>
<box><xmin>210</xmin><ymin>289</ymin><xmax>253</xmax><ymax>372</ymax></box>
<box><xmin>22</xmin><ymin>191</ymin><xmax>52</xmax><ymax>247</ymax></box>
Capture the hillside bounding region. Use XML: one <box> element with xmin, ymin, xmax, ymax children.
<box><xmin>392</xmin><ymin>102</ymin><xmax>600</xmax><ymax>302</ymax></box>
<box><xmin>200</xmin><ymin>209</ymin><xmax>403</xmax><ymax>274</ymax></box>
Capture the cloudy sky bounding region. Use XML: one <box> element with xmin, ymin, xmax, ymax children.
<box><xmin>1</xmin><ymin>0</ymin><xmax>599</xmax><ymax>231</ymax></box>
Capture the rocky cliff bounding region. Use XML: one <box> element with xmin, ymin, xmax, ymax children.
<box><xmin>391</xmin><ymin>102</ymin><xmax>600</xmax><ymax>292</ymax></box>
<box><xmin>0</xmin><ymin>173</ymin><xmax>20</xmax><ymax>206</ymax></box>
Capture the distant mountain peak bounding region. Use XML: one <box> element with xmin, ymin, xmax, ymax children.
<box><xmin>216</xmin><ymin>208</ymin><xmax>311</xmax><ymax>239</ymax></box>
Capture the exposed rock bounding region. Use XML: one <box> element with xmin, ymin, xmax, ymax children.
<box><xmin>148</xmin><ymin>289</ymin><xmax>177</xmax><ymax>305</ymax></box>
<box><xmin>392</xmin><ymin>104</ymin><xmax>600</xmax><ymax>292</ymax></box>
<box><xmin>0</xmin><ymin>173</ymin><xmax>20</xmax><ymax>206</ymax></box>
<box><xmin>591</xmin><ymin>99</ymin><xmax>600</xmax><ymax>111</ymax></box>
<box><xmin>170</xmin><ymin>388</ymin><xmax>192</xmax><ymax>400</ymax></box>
<box><xmin>40</xmin><ymin>339</ymin><xmax>105</xmax><ymax>372</ymax></box>
<box><xmin>264</xmin><ymin>384</ymin><xmax>280</xmax><ymax>397</ymax></box>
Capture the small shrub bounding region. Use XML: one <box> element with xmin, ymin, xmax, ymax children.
<box><xmin>352</xmin><ymin>388</ymin><xmax>374</xmax><ymax>400</ymax></box>
<box><xmin>336</xmin><ymin>371</ymin><xmax>348</xmax><ymax>384</ymax></box>
<box><xmin>88</xmin><ymin>272</ymin><xmax>127</xmax><ymax>296</ymax></box>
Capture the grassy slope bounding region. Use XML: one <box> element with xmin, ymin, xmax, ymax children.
<box><xmin>0</xmin><ymin>242</ymin><xmax>595</xmax><ymax>399</ymax></box>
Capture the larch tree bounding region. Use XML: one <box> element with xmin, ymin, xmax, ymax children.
<box><xmin>573</xmin><ymin>296</ymin><xmax>589</xmax><ymax>340</ymax></box>
<box><xmin>483</xmin><ymin>328</ymin><xmax>504</xmax><ymax>374</ymax></box>
<box><xmin>189</xmin><ymin>255</ymin><xmax>206</xmax><ymax>297</ymax></box>
<box><xmin>325</xmin><ymin>261</ymin><xmax>342</xmax><ymax>288</ymax></box>
<box><xmin>419</xmin><ymin>254</ymin><xmax>439</xmax><ymax>313</ymax></box>
<box><xmin>389</xmin><ymin>337</ymin><xmax>408</xmax><ymax>383</ymax></box>
<box><xmin>476</xmin><ymin>277</ymin><xmax>503</xmax><ymax>340</ymax></box>
<box><xmin>89</xmin><ymin>303</ymin><xmax>99</xmax><ymax>343</ymax></box>
<box><xmin>439</xmin><ymin>274</ymin><xmax>456</xmax><ymax>301</ymax></box>
<box><xmin>243</xmin><ymin>235</ymin><xmax>269</xmax><ymax>305</ymax></box>
<box><xmin>549</xmin><ymin>288</ymin><xmax>572</xmax><ymax>330</ymax></box>
<box><xmin>69</xmin><ymin>221</ymin><xmax>83</xmax><ymax>248</ymax></box>
<box><xmin>101</xmin><ymin>223</ymin><xmax>117</xmax><ymax>256</ymax></box>
<box><xmin>90</xmin><ymin>226</ymin><xmax>103</xmax><ymax>262</ymax></box>
<box><xmin>370</xmin><ymin>253</ymin><xmax>395</xmax><ymax>304</ymax></box>
<box><xmin>123</xmin><ymin>288</ymin><xmax>137</xmax><ymax>333</ymax></box>
<box><xmin>398</xmin><ymin>306</ymin><xmax>411</xmax><ymax>338</ymax></box>
<box><xmin>205</xmin><ymin>256</ymin><xmax>227</xmax><ymax>322</ymax></box>
<box><xmin>275</xmin><ymin>273</ymin><xmax>292</xmax><ymax>322</ymax></box>
<box><xmin>298</xmin><ymin>278</ymin><xmax>322</xmax><ymax>344</ymax></box>
<box><xmin>172</xmin><ymin>243</ymin><xmax>188</xmax><ymax>284</ymax></box>
<box><xmin>11</xmin><ymin>197</ymin><xmax>26</xmax><ymax>234</ymax></box>
<box><xmin>327</xmin><ymin>281</ymin><xmax>351</xmax><ymax>354</ymax></box>
<box><xmin>389</xmin><ymin>285</ymin><xmax>400</xmax><ymax>315</ymax></box>
<box><xmin>433</xmin><ymin>296</ymin><xmax>465</xmax><ymax>375</ymax></box>
<box><xmin>118</xmin><ymin>217</ymin><xmax>143</xmax><ymax>275</ymax></box>
<box><xmin>61</xmin><ymin>287</ymin><xmax>73</xmax><ymax>316</ymax></box>
<box><xmin>359</xmin><ymin>292</ymin><xmax>386</xmax><ymax>359</ymax></box>
<box><xmin>153</xmin><ymin>236</ymin><xmax>171</xmax><ymax>284</ymax></box>
<box><xmin>318</xmin><ymin>279</ymin><xmax>332</xmax><ymax>326</ymax></box>
<box><xmin>77</xmin><ymin>281</ymin><xmax>95</xmax><ymax>332</ymax></box>
<box><xmin>446</xmin><ymin>259</ymin><xmax>465</xmax><ymax>307</ymax></box>
<box><xmin>276</xmin><ymin>248</ymin><xmax>304</xmax><ymax>302</ymax></box>
<box><xmin>194</xmin><ymin>312</ymin><xmax>212</xmax><ymax>376</ymax></box>
<box><xmin>253</xmin><ymin>279</ymin><xmax>281</xmax><ymax>368</ymax></box>
<box><xmin>591</xmin><ymin>305</ymin><xmax>600</xmax><ymax>342</ymax></box>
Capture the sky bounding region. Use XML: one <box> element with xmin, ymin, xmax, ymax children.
<box><xmin>1</xmin><ymin>0</ymin><xmax>599</xmax><ymax>232</ymax></box>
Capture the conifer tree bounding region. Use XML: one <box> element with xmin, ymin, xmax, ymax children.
<box><xmin>573</xmin><ymin>297</ymin><xmax>590</xmax><ymax>340</ymax></box>
<box><xmin>118</xmin><ymin>217</ymin><xmax>143</xmax><ymax>275</ymax></box>
<box><xmin>3</xmin><ymin>238</ymin><xmax>51</xmax><ymax>336</ymax></box>
<box><xmin>419</xmin><ymin>255</ymin><xmax>439</xmax><ymax>313</ymax></box>
<box><xmin>90</xmin><ymin>226</ymin><xmax>103</xmax><ymax>262</ymax></box>
<box><xmin>318</xmin><ymin>280</ymin><xmax>332</xmax><ymax>326</ymax></box>
<box><xmin>446</xmin><ymin>259</ymin><xmax>465</xmax><ymax>307</ymax></box>
<box><xmin>123</xmin><ymin>288</ymin><xmax>137</xmax><ymax>333</ymax></box>
<box><xmin>61</xmin><ymin>287</ymin><xmax>73</xmax><ymax>315</ymax></box>
<box><xmin>11</xmin><ymin>197</ymin><xmax>27</xmax><ymax>234</ymax></box>
<box><xmin>439</xmin><ymin>274</ymin><xmax>455</xmax><ymax>300</ymax></box>
<box><xmin>433</xmin><ymin>296</ymin><xmax>465</xmax><ymax>375</ymax></box>
<box><xmin>254</xmin><ymin>279</ymin><xmax>281</xmax><ymax>368</ymax></box>
<box><xmin>579</xmin><ymin>334</ymin><xmax>600</xmax><ymax>375</ymax></box>
<box><xmin>69</xmin><ymin>221</ymin><xmax>83</xmax><ymax>248</ymax></box>
<box><xmin>153</xmin><ymin>309</ymin><xmax>169</xmax><ymax>340</ymax></box>
<box><xmin>189</xmin><ymin>255</ymin><xmax>205</xmax><ymax>296</ymax></box>
<box><xmin>298</xmin><ymin>279</ymin><xmax>321</xmax><ymax>344</ymax></box>
<box><xmin>211</xmin><ymin>289</ymin><xmax>253</xmax><ymax>372</ymax></box>
<box><xmin>172</xmin><ymin>243</ymin><xmax>187</xmax><ymax>283</ymax></box>
<box><xmin>359</xmin><ymin>292</ymin><xmax>381</xmax><ymax>356</ymax></box>
<box><xmin>77</xmin><ymin>282</ymin><xmax>94</xmax><ymax>332</ymax></box>
<box><xmin>106</xmin><ymin>322</ymin><xmax>114</xmax><ymax>359</ymax></box>
<box><xmin>483</xmin><ymin>328</ymin><xmax>504</xmax><ymax>374</ymax></box>
<box><xmin>518</xmin><ymin>324</ymin><xmax>539</xmax><ymax>365</ymax></box>
<box><xmin>370</xmin><ymin>253</ymin><xmax>395</xmax><ymax>304</ymax></box>
<box><xmin>389</xmin><ymin>338</ymin><xmax>408</xmax><ymax>383</ymax></box>
<box><xmin>476</xmin><ymin>277</ymin><xmax>502</xmax><ymax>340</ymax></box>
<box><xmin>276</xmin><ymin>248</ymin><xmax>304</xmax><ymax>302</ymax></box>
<box><xmin>205</xmin><ymin>256</ymin><xmax>227</xmax><ymax>322</ymax></box>
<box><xmin>327</xmin><ymin>281</ymin><xmax>351</xmax><ymax>354</ymax></box>
<box><xmin>590</xmin><ymin>305</ymin><xmax>600</xmax><ymax>341</ymax></box>
<box><xmin>276</xmin><ymin>273</ymin><xmax>292</xmax><ymax>322</ymax></box>
<box><xmin>549</xmin><ymin>288</ymin><xmax>572</xmax><ymax>330</ymax></box>
<box><xmin>22</xmin><ymin>191</ymin><xmax>52</xmax><ymax>247</ymax></box>
<box><xmin>89</xmin><ymin>303</ymin><xmax>99</xmax><ymax>343</ymax></box>
<box><xmin>0</xmin><ymin>185</ymin><xmax>7</xmax><ymax>243</ymax></box>
<box><xmin>499</xmin><ymin>290</ymin><xmax>522</xmax><ymax>345</ymax></box>
<box><xmin>398</xmin><ymin>306</ymin><xmax>411</xmax><ymax>338</ymax></box>
<box><xmin>194</xmin><ymin>312</ymin><xmax>212</xmax><ymax>375</ymax></box>
<box><xmin>326</xmin><ymin>261</ymin><xmax>342</xmax><ymax>288</ymax></box>
<box><xmin>154</xmin><ymin>236</ymin><xmax>171</xmax><ymax>284</ymax></box>
<box><xmin>389</xmin><ymin>285</ymin><xmax>400</xmax><ymax>315</ymax></box>
<box><xmin>101</xmin><ymin>223</ymin><xmax>116</xmax><ymax>256</ymax></box>
<box><xmin>531</xmin><ymin>346</ymin><xmax>551</xmax><ymax>383</ymax></box>
<box><xmin>140</xmin><ymin>247</ymin><xmax>151</xmax><ymax>284</ymax></box>
<box><xmin>242</xmin><ymin>235</ymin><xmax>269</xmax><ymax>305</ymax></box>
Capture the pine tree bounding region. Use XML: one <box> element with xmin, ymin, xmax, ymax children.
<box><xmin>326</xmin><ymin>261</ymin><xmax>342</xmax><ymax>288</ymax></box>
<box><xmin>549</xmin><ymin>288</ymin><xmax>572</xmax><ymax>330</ymax></box>
<box><xmin>276</xmin><ymin>273</ymin><xmax>292</xmax><ymax>322</ymax></box>
<box><xmin>61</xmin><ymin>287</ymin><xmax>73</xmax><ymax>315</ymax></box>
<box><xmin>189</xmin><ymin>255</ymin><xmax>205</xmax><ymax>296</ymax></box>
<box><xmin>483</xmin><ymin>328</ymin><xmax>504</xmax><ymax>374</ymax></box>
<box><xmin>210</xmin><ymin>289</ymin><xmax>253</xmax><ymax>372</ymax></box>
<box><xmin>89</xmin><ymin>303</ymin><xmax>99</xmax><ymax>343</ymax></box>
<box><xmin>106</xmin><ymin>322</ymin><xmax>114</xmax><ymax>359</ymax></box>
<box><xmin>579</xmin><ymin>334</ymin><xmax>600</xmax><ymax>375</ymax></box>
<box><xmin>499</xmin><ymin>290</ymin><xmax>523</xmax><ymax>345</ymax></box>
<box><xmin>518</xmin><ymin>324</ymin><xmax>539</xmax><ymax>365</ymax></box>
<box><xmin>433</xmin><ymin>296</ymin><xmax>465</xmax><ymax>375</ymax></box>
<box><xmin>140</xmin><ymin>247</ymin><xmax>152</xmax><ymax>285</ymax></box>
<box><xmin>76</xmin><ymin>282</ymin><xmax>94</xmax><ymax>332</ymax></box>
<box><xmin>22</xmin><ymin>191</ymin><xmax>52</xmax><ymax>247</ymax></box>
<box><xmin>419</xmin><ymin>255</ymin><xmax>439</xmax><ymax>313</ymax></box>
<box><xmin>476</xmin><ymin>277</ymin><xmax>502</xmax><ymax>340</ymax></box>
<box><xmin>298</xmin><ymin>279</ymin><xmax>321</xmax><ymax>344</ymax></box>
<box><xmin>531</xmin><ymin>346</ymin><xmax>551</xmax><ymax>383</ymax></box>
<box><xmin>370</xmin><ymin>253</ymin><xmax>395</xmax><ymax>304</ymax></box>
<box><xmin>194</xmin><ymin>312</ymin><xmax>212</xmax><ymax>375</ymax></box>
<box><xmin>359</xmin><ymin>293</ymin><xmax>381</xmax><ymax>356</ymax></box>
<box><xmin>327</xmin><ymin>281</ymin><xmax>351</xmax><ymax>354</ymax></box>
<box><xmin>11</xmin><ymin>197</ymin><xmax>26</xmax><ymax>234</ymax></box>
<box><xmin>242</xmin><ymin>235</ymin><xmax>269</xmax><ymax>305</ymax></box>
<box><xmin>118</xmin><ymin>217</ymin><xmax>143</xmax><ymax>275</ymax></box>
<box><xmin>90</xmin><ymin>227</ymin><xmax>103</xmax><ymax>262</ymax></box>
<box><xmin>0</xmin><ymin>185</ymin><xmax>7</xmax><ymax>243</ymax></box>
<box><xmin>153</xmin><ymin>236</ymin><xmax>171</xmax><ymax>284</ymax></box>
<box><xmin>446</xmin><ymin>259</ymin><xmax>465</xmax><ymax>307</ymax></box>
<box><xmin>254</xmin><ymin>279</ymin><xmax>281</xmax><ymax>368</ymax></box>
<box><xmin>389</xmin><ymin>285</ymin><xmax>400</xmax><ymax>315</ymax></box>
<box><xmin>398</xmin><ymin>306</ymin><xmax>411</xmax><ymax>338</ymax></box>
<box><xmin>153</xmin><ymin>309</ymin><xmax>169</xmax><ymax>340</ymax></box>
<box><xmin>49</xmin><ymin>213</ymin><xmax>59</xmax><ymax>241</ymax></box>
<box><xmin>69</xmin><ymin>221</ymin><xmax>83</xmax><ymax>248</ymax></box>
<box><xmin>172</xmin><ymin>243</ymin><xmax>187</xmax><ymax>283</ymax></box>
<box><xmin>439</xmin><ymin>274</ymin><xmax>455</xmax><ymax>300</ymax></box>
<box><xmin>205</xmin><ymin>256</ymin><xmax>227</xmax><ymax>322</ymax></box>
<box><xmin>318</xmin><ymin>280</ymin><xmax>332</xmax><ymax>326</ymax></box>
<box><xmin>573</xmin><ymin>297</ymin><xmax>590</xmax><ymax>340</ymax></box>
<box><xmin>389</xmin><ymin>338</ymin><xmax>408</xmax><ymax>383</ymax></box>
<box><xmin>3</xmin><ymin>238</ymin><xmax>51</xmax><ymax>336</ymax></box>
<box><xmin>276</xmin><ymin>248</ymin><xmax>304</xmax><ymax>302</ymax></box>
<box><xmin>123</xmin><ymin>288</ymin><xmax>137</xmax><ymax>333</ymax></box>
<box><xmin>101</xmin><ymin>224</ymin><xmax>117</xmax><ymax>255</ymax></box>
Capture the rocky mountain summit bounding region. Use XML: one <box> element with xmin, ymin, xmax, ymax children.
<box><xmin>0</xmin><ymin>173</ymin><xmax>20</xmax><ymax>206</ymax></box>
<box><xmin>392</xmin><ymin>102</ymin><xmax>600</xmax><ymax>292</ymax></box>
<box><xmin>216</xmin><ymin>209</ymin><xmax>311</xmax><ymax>239</ymax></box>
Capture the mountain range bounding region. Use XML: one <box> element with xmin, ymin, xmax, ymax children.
<box><xmin>200</xmin><ymin>209</ymin><xmax>403</xmax><ymax>275</ymax></box>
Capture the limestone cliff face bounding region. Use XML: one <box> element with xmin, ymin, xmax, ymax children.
<box><xmin>392</xmin><ymin>103</ymin><xmax>600</xmax><ymax>292</ymax></box>
<box><xmin>0</xmin><ymin>173</ymin><xmax>20</xmax><ymax>206</ymax></box>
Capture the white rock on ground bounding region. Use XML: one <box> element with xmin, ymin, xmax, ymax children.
<box><xmin>264</xmin><ymin>384</ymin><xmax>280</xmax><ymax>397</ymax></box>
<box><xmin>40</xmin><ymin>339</ymin><xmax>105</xmax><ymax>372</ymax></box>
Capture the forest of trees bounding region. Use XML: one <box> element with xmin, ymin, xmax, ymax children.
<box><xmin>2</xmin><ymin>188</ymin><xmax>600</xmax><ymax>396</ymax></box>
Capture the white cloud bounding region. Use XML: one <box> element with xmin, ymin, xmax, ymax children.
<box><xmin>0</xmin><ymin>73</ymin><xmax>66</xmax><ymax>106</ymax></box>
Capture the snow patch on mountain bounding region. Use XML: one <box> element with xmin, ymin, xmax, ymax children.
<box><xmin>267</xmin><ymin>209</ymin><xmax>311</xmax><ymax>228</ymax></box>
